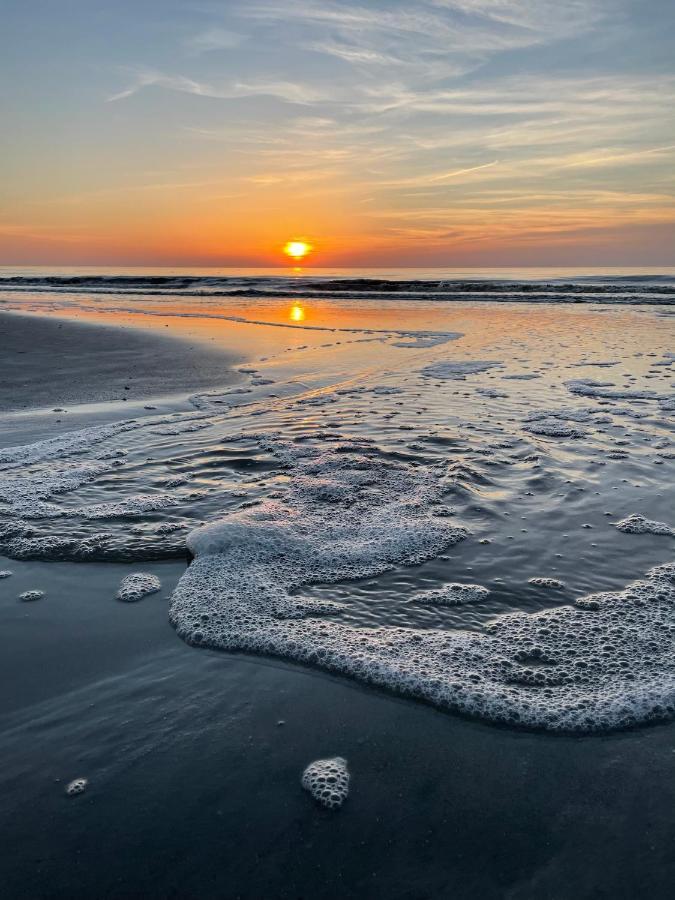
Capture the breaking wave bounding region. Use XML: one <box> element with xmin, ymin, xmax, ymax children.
<box><xmin>2</xmin><ymin>273</ymin><xmax>675</xmax><ymax>303</ymax></box>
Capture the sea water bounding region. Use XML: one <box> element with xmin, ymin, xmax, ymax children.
<box><xmin>1</xmin><ymin>268</ymin><xmax>674</xmax><ymax>733</ymax></box>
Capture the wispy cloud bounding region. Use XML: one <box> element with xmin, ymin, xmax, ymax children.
<box><xmin>107</xmin><ymin>68</ymin><xmax>328</xmax><ymax>104</ymax></box>
<box><xmin>558</xmin><ymin>144</ymin><xmax>675</xmax><ymax>169</ymax></box>
<box><xmin>240</xmin><ymin>0</ymin><xmax>608</xmax><ymax>86</ymax></box>
<box><xmin>185</xmin><ymin>28</ymin><xmax>246</xmax><ymax>54</ymax></box>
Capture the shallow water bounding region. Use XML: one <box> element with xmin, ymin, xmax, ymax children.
<box><xmin>1</xmin><ymin>278</ymin><xmax>673</xmax><ymax>734</ymax></box>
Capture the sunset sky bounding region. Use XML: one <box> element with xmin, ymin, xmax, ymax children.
<box><xmin>2</xmin><ymin>0</ymin><xmax>674</xmax><ymax>266</ymax></box>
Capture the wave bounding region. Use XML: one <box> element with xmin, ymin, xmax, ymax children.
<box><xmin>1</xmin><ymin>273</ymin><xmax>675</xmax><ymax>303</ymax></box>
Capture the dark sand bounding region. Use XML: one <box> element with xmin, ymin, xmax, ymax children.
<box><xmin>0</xmin><ymin>311</ymin><xmax>243</xmax><ymax>411</ymax></box>
<box><xmin>2</xmin><ymin>553</ymin><xmax>675</xmax><ymax>899</ymax></box>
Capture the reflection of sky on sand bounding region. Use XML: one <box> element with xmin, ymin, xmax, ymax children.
<box><xmin>3</xmin><ymin>289</ymin><xmax>662</xmax><ymax>382</ymax></box>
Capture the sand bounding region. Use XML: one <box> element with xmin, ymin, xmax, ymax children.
<box><xmin>0</xmin><ymin>311</ymin><xmax>243</xmax><ymax>411</ymax></box>
<box><xmin>2</xmin><ymin>555</ymin><xmax>675</xmax><ymax>899</ymax></box>
<box><xmin>1</xmin><ymin>284</ymin><xmax>674</xmax><ymax>899</ymax></box>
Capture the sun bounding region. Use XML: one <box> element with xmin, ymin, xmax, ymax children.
<box><xmin>283</xmin><ymin>239</ymin><xmax>312</xmax><ymax>262</ymax></box>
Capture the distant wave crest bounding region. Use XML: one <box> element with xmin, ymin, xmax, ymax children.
<box><xmin>1</xmin><ymin>273</ymin><xmax>674</xmax><ymax>303</ymax></box>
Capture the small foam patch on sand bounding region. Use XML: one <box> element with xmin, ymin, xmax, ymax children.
<box><xmin>117</xmin><ymin>573</ymin><xmax>162</xmax><ymax>602</ymax></box>
<box><xmin>302</xmin><ymin>757</ymin><xmax>350</xmax><ymax>809</ymax></box>
<box><xmin>65</xmin><ymin>778</ymin><xmax>88</xmax><ymax>797</ymax></box>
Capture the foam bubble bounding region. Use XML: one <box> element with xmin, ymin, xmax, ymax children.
<box><xmin>614</xmin><ymin>515</ymin><xmax>675</xmax><ymax>536</ymax></box>
<box><xmin>413</xmin><ymin>583</ymin><xmax>489</xmax><ymax>605</ymax></box>
<box><xmin>65</xmin><ymin>778</ymin><xmax>88</xmax><ymax>797</ymax></box>
<box><xmin>302</xmin><ymin>757</ymin><xmax>349</xmax><ymax>809</ymax></box>
<box><xmin>0</xmin><ymin>570</ymin><xmax>12</xmax><ymax>578</ymax></box>
<box><xmin>19</xmin><ymin>590</ymin><xmax>44</xmax><ymax>602</ymax></box>
<box><xmin>116</xmin><ymin>573</ymin><xmax>162</xmax><ymax>603</ymax></box>
<box><xmin>528</xmin><ymin>577</ymin><xmax>564</xmax><ymax>588</ymax></box>
<box><xmin>565</xmin><ymin>379</ymin><xmax>660</xmax><ymax>401</ymax></box>
<box><xmin>392</xmin><ymin>331</ymin><xmax>462</xmax><ymax>349</ymax></box>
<box><xmin>524</xmin><ymin>420</ymin><xmax>586</xmax><ymax>438</ymax></box>
<box><xmin>421</xmin><ymin>360</ymin><xmax>502</xmax><ymax>380</ymax></box>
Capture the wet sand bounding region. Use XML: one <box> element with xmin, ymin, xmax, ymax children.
<box><xmin>2</xmin><ymin>553</ymin><xmax>675</xmax><ymax>899</ymax></box>
<box><xmin>1</xmin><ymin>290</ymin><xmax>674</xmax><ymax>898</ymax></box>
<box><xmin>0</xmin><ymin>311</ymin><xmax>244</xmax><ymax>411</ymax></box>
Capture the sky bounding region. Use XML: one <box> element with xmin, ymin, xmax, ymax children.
<box><xmin>1</xmin><ymin>0</ymin><xmax>674</xmax><ymax>267</ymax></box>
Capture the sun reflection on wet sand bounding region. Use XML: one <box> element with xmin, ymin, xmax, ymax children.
<box><xmin>289</xmin><ymin>304</ymin><xmax>306</xmax><ymax>322</ymax></box>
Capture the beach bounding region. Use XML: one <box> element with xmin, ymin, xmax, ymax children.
<box><xmin>1</xmin><ymin>268</ymin><xmax>674</xmax><ymax>898</ymax></box>
<box><xmin>0</xmin><ymin>311</ymin><xmax>244</xmax><ymax>412</ymax></box>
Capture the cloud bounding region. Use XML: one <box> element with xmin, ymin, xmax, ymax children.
<box><xmin>185</xmin><ymin>28</ymin><xmax>245</xmax><ymax>54</ymax></box>
<box><xmin>558</xmin><ymin>143</ymin><xmax>675</xmax><ymax>169</ymax></box>
<box><xmin>107</xmin><ymin>68</ymin><xmax>328</xmax><ymax>105</ymax></box>
<box><xmin>375</xmin><ymin>160</ymin><xmax>500</xmax><ymax>189</ymax></box>
<box><xmin>429</xmin><ymin>0</ymin><xmax>607</xmax><ymax>36</ymax></box>
<box><xmin>240</xmin><ymin>0</ymin><xmax>608</xmax><ymax>84</ymax></box>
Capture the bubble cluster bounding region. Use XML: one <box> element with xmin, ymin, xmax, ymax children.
<box><xmin>117</xmin><ymin>573</ymin><xmax>162</xmax><ymax>603</ymax></box>
<box><xmin>524</xmin><ymin>421</ymin><xmax>586</xmax><ymax>438</ymax></box>
<box><xmin>565</xmin><ymin>379</ymin><xmax>660</xmax><ymax>401</ymax></box>
<box><xmin>0</xmin><ymin>570</ymin><xmax>12</xmax><ymax>578</ymax></box>
<box><xmin>522</xmin><ymin>407</ymin><xmax>615</xmax><ymax>439</ymax></box>
<box><xmin>413</xmin><ymin>583</ymin><xmax>489</xmax><ymax>605</ymax></box>
<box><xmin>528</xmin><ymin>577</ymin><xmax>565</xmax><ymax>588</ymax></box>
<box><xmin>65</xmin><ymin>778</ymin><xmax>88</xmax><ymax>797</ymax></box>
<box><xmin>420</xmin><ymin>360</ymin><xmax>502</xmax><ymax>380</ymax></box>
<box><xmin>301</xmin><ymin>757</ymin><xmax>350</xmax><ymax>809</ymax></box>
<box><xmin>19</xmin><ymin>590</ymin><xmax>44</xmax><ymax>602</ymax></box>
<box><xmin>614</xmin><ymin>515</ymin><xmax>674</xmax><ymax>536</ymax></box>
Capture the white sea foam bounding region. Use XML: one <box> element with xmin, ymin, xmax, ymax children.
<box><xmin>19</xmin><ymin>590</ymin><xmax>44</xmax><ymax>602</ymax></box>
<box><xmin>392</xmin><ymin>331</ymin><xmax>462</xmax><ymax>349</ymax></box>
<box><xmin>65</xmin><ymin>778</ymin><xmax>88</xmax><ymax>796</ymax></box>
<box><xmin>413</xmin><ymin>583</ymin><xmax>489</xmax><ymax>605</ymax></box>
<box><xmin>0</xmin><ymin>420</ymin><xmax>142</xmax><ymax>469</ymax></box>
<box><xmin>172</xmin><ymin>544</ymin><xmax>675</xmax><ymax>732</ymax></box>
<box><xmin>565</xmin><ymin>379</ymin><xmax>660</xmax><ymax>401</ymax></box>
<box><xmin>528</xmin><ymin>577</ymin><xmax>565</xmax><ymax>588</ymax></box>
<box><xmin>614</xmin><ymin>515</ymin><xmax>675</xmax><ymax>536</ymax></box>
<box><xmin>166</xmin><ymin>429</ymin><xmax>675</xmax><ymax>733</ymax></box>
<box><xmin>523</xmin><ymin>420</ymin><xmax>587</xmax><ymax>438</ymax></box>
<box><xmin>421</xmin><ymin>360</ymin><xmax>502</xmax><ymax>380</ymax></box>
<box><xmin>302</xmin><ymin>757</ymin><xmax>350</xmax><ymax>809</ymax></box>
<box><xmin>116</xmin><ymin>573</ymin><xmax>162</xmax><ymax>602</ymax></box>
